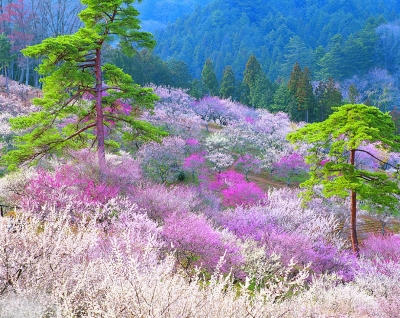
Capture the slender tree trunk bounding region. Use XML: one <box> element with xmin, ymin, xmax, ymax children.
<box><xmin>25</xmin><ymin>58</ymin><xmax>30</xmax><ymax>86</ymax></box>
<box><xmin>4</xmin><ymin>63</ymin><xmax>9</xmax><ymax>96</ymax></box>
<box><xmin>349</xmin><ymin>148</ymin><xmax>360</xmax><ymax>256</ymax></box>
<box><xmin>95</xmin><ymin>47</ymin><xmax>106</xmax><ymax>168</ymax></box>
<box><xmin>9</xmin><ymin>60</ymin><xmax>13</xmax><ymax>80</ymax></box>
<box><xmin>19</xmin><ymin>68</ymin><xmax>25</xmax><ymax>84</ymax></box>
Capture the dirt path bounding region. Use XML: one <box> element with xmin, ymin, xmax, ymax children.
<box><xmin>247</xmin><ymin>173</ymin><xmax>289</xmax><ymax>190</ymax></box>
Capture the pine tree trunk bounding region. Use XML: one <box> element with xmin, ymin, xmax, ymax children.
<box><xmin>349</xmin><ymin>148</ymin><xmax>360</xmax><ymax>256</ymax></box>
<box><xmin>95</xmin><ymin>47</ymin><xmax>106</xmax><ymax>168</ymax></box>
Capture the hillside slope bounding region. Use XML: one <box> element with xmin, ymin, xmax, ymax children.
<box><xmin>154</xmin><ymin>0</ymin><xmax>400</xmax><ymax>80</ymax></box>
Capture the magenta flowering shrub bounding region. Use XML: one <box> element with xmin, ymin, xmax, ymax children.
<box><xmin>183</xmin><ymin>152</ymin><xmax>207</xmax><ymax>181</ymax></box>
<box><xmin>210</xmin><ymin>171</ymin><xmax>266</xmax><ymax>207</ymax></box>
<box><xmin>17</xmin><ymin>150</ymin><xmax>141</xmax><ymax>214</ymax></box>
<box><xmin>217</xmin><ymin>206</ymin><xmax>276</xmax><ymax>241</ymax></box>
<box><xmin>162</xmin><ymin>212</ymin><xmax>243</xmax><ymax>276</ymax></box>
<box><xmin>185</xmin><ymin>138</ymin><xmax>202</xmax><ymax>153</ymax></box>
<box><xmin>22</xmin><ymin>166</ymin><xmax>118</xmax><ymax>213</ymax></box>
<box><xmin>361</xmin><ymin>233</ymin><xmax>400</xmax><ymax>263</ymax></box>
<box><xmin>264</xmin><ymin>231</ymin><xmax>357</xmax><ymax>282</ymax></box>
<box><xmin>272</xmin><ymin>153</ymin><xmax>309</xmax><ymax>186</ymax></box>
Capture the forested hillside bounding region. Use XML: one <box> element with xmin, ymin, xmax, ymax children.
<box><xmin>154</xmin><ymin>0</ymin><xmax>400</xmax><ymax>81</ymax></box>
<box><xmin>137</xmin><ymin>0</ymin><xmax>213</xmax><ymax>32</ymax></box>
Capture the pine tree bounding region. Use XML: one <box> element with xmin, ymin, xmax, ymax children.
<box><xmin>243</xmin><ymin>54</ymin><xmax>262</xmax><ymax>90</ymax></box>
<box><xmin>3</xmin><ymin>0</ymin><xmax>167</xmax><ymax>170</ymax></box>
<box><xmin>288</xmin><ymin>63</ymin><xmax>316</xmax><ymax>122</ymax></box>
<box><xmin>288</xmin><ymin>104</ymin><xmax>400</xmax><ymax>255</ymax></box>
<box><xmin>318</xmin><ymin>34</ymin><xmax>345</xmax><ymax>80</ymax></box>
<box><xmin>219</xmin><ymin>66</ymin><xmax>236</xmax><ymax>99</ymax></box>
<box><xmin>201</xmin><ymin>58</ymin><xmax>219</xmax><ymax>96</ymax></box>
<box><xmin>270</xmin><ymin>82</ymin><xmax>297</xmax><ymax>114</ymax></box>
<box><xmin>249</xmin><ymin>73</ymin><xmax>274</xmax><ymax>109</ymax></box>
<box><xmin>236</xmin><ymin>80</ymin><xmax>250</xmax><ymax>105</ymax></box>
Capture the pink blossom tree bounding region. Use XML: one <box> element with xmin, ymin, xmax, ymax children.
<box><xmin>272</xmin><ymin>153</ymin><xmax>309</xmax><ymax>186</ymax></box>
<box><xmin>183</xmin><ymin>152</ymin><xmax>207</xmax><ymax>182</ymax></box>
<box><xmin>210</xmin><ymin>171</ymin><xmax>266</xmax><ymax>207</ymax></box>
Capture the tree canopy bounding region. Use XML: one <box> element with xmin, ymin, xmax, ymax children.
<box><xmin>287</xmin><ymin>103</ymin><xmax>400</xmax><ymax>254</ymax></box>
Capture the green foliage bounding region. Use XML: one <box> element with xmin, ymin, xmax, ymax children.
<box><xmin>243</xmin><ymin>54</ymin><xmax>262</xmax><ymax>90</ymax></box>
<box><xmin>270</xmin><ymin>82</ymin><xmax>297</xmax><ymax>114</ymax></box>
<box><xmin>0</xmin><ymin>34</ymin><xmax>13</xmax><ymax>64</ymax></box>
<box><xmin>287</xmin><ymin>103</ymin><xmax>400</xmax><ymax>214</ymax></box>
<box><xmin>249</xmin><ymin>73</ymin><xmax>275</xmax><ymax>109</ymax></box>
<box><xmin>189</xmin><ymin>78</ymin><xmax>207</xmax><ymax>99</ymax></box>
<box><xmin>0</xmin><ymin>33</ymin><xmax>14</xmax><ymax>95</ymax></box>
<box><xmin>282</xmin><ymin>36</ymin><xmax>312</xmax><ymax>78</ymax></box>
<box><xmin>154</xmin><ymin>0</ymin><xmax>399</xmax><ymax>82</ymax></box>
<box><xmin>288</xmin><ymin>63</ymin><xmax>316</xmax><ymax>122</ymax></box>
<box><xmin>236</xmin><ymin>80</ymin><xmax>250</xmax><ymax>105</ymax></box>
<box><xmin>2</xmin><ymin>0</ymin><xmax>166</xmax><ymax>169</ymax></box>
<box><xmin>219</xmin><ymin>66</ymin><xmax>236</xmax><ymax>99</ymax></box>
<box><xmin>201</xmin><ymin>58</ymin><xmax>219</xmax><ymax>96</ymax></box>
<box><xmin>243</xmin><ymin>54</ymin><xmax>277</xmax><ymax>108</ymax></box>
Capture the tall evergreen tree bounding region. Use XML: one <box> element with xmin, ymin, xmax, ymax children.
<box><xmin>249</xmin><ymin>73</ymin><xmax>275</xmax><ymax>109</ymax></box>
<box><xmin>201</xmin><ymin>58</ymin><xmax>219</xmax><ymax>96</ymax></box>
<box><xmin>243</xmin><ymin>54</ymin><xmax>262</xmax><ymax>90</ymax></box>
<box><xmin>4</xmin><ymin>0</ymin><xmax>166</xmax><ymax>169</ymax></box>
<box><xmin>236</xmin><ymin>80</ymin><xmax>250</xmax><ymax>105</ymax></box>
<box><xmin>243</xmin><ymin>54</ymin><xmax>273</xmax><ymax>108</ymax></box>
<box><xmin>167</xmin><ymin>59</ymin><xmax>192</xmax><ymax>88</ymax></box>
<box><xmin>0</xmin><ymin>33</ymin><xmax>13</xmax><ymax>96</ymax></box>
<box><xmin>189</xmin><ymin>78</ymin><xmax>207</xmax><ymax>99</ymax></box>
<box><xmin>287</xmin><ymin>62</ymin><xmax>302</xmax><ymax>95</ymax></box>
<box><xmin>219</xmin><ymin>65</ymin><xmax>236</xmax><ymax>99</ymax></box>
<box><xmin>288</xmin><ymin>63</ymin><xmax>316</xmax><ymax>122</ymax></box>
<box><xmin>270</xmin><ymin>82</ymin><xmax>297</xmax><ymax>114</ymax></box>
